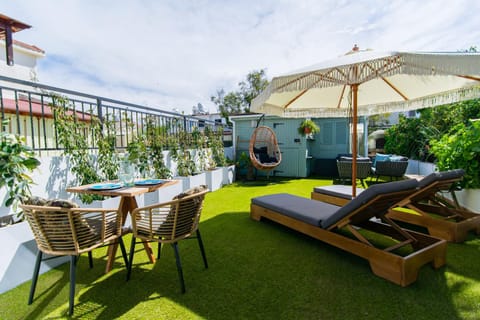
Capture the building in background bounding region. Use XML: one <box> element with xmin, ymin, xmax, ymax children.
<box><xmin>0</xmin><ymin>39</ymin><xmax>44</xmax><ymax>81</ymax></box>
<box><xmin>0</xmin><ymin>13</ymin><xmax>45</xmax><ymax>81</ymax></box>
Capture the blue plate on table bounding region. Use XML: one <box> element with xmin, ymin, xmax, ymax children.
<box><xmin>134</xmin><ymin>179</ymin><xmax>165</xmax><ymax>186</ymax></box>
<box><xmin>89</xmin><ymin>183</ymin><xmax>123</xmax><ymax>191</ymax></box>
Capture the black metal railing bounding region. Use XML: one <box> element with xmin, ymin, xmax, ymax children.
<box><xmin>0</xmin><ymin>75</ymin><xmax>230</xmax><ymax>151</ymax></box>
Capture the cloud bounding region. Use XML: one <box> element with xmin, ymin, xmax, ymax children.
<box><xmin>2</xmin><ymin>0</ymin><xmax>479</xmax><ymax>114</ymax></box>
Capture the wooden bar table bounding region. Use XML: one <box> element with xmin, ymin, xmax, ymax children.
<box><xmin>67</xmin><ymin>179</ymin><xmax>179</xmax><ymax>272</ymax></box>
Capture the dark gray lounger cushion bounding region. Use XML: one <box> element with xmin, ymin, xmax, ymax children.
<box><xmin>313</xmin><ymin>185</ymin><xmax>364</xmax><ymax>200</ymax></box>
<box><xmin>251</xmin><ymin>193</ymin><xmax>340</xmax><ymax>227</ymax></box>
<box><xmin>418</xmin><ymin>169</ymin><xmax>465</xmax><ymax>188</ymax></box>
<box><xmin>252</xmin><ymin>179</ymin><xmax>419</xmax><ymax>230</ymax></box>
<box><xmin>321</xmin><ymin>179</ymin><xmax>419</xmax><ymax>229</ymax></box>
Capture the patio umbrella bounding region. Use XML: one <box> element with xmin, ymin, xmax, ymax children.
<box><xmin>251</xmin><ymin>47</ymin><xmax>480</xmax><ymax>196</ymax></box>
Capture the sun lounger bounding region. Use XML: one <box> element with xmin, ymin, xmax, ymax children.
<box><xmin>250</xmin><ymin>179</ymin><xmax>446</xmax><ymax>287</ymax></box>
<box><xmin>387</xmin><ymin>169</ymin><xmax>480</xmax><ymax>242</ymax></box>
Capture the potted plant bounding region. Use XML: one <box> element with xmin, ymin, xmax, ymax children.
<box><xmin>0</xmin><ymin>119</ymin><xmax>41</xmax><ymax>223</ymax></box>
<box><xmin>298</xmin><ymin>119</ymin><xmax>320</xmax><ymax>136</ymax></box>
<box><xmin>205</xmin><ymin>149</ymin><xmax>223</xmax><ymax>191</ymax></box>
<box><xmin>237</xmin><ymin>152</ymin><xmax>254</xmax><ymax>181</ymax></box>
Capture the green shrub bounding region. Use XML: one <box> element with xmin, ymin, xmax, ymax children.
<box><xmin>383</xmin><ymin>100</ymin><xmax>480</xmax><ymax>162</ymax></box>
<box><xmin>384</xmin><ymin>116</ymin><xmax>437</xmax><ymax>160</ymax></box>
<box><xmin>430</xmin><ymin>120</ymin><xmax>480</xmax><ymax>188</ymax></box>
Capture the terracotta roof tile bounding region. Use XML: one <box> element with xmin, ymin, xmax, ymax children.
<box><xmin>12</xmin><ymin>39</ymin><xmax>45</xmax><ymax>54</ymax></box>
<box><xmin>1</xmin><ymin>97</ymin><xmax>91</xmax><ymax>120</ymax></box>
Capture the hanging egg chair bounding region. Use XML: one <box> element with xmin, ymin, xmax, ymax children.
<box><xmin>248</xmin><ymin>125</ymin><xmax>282</xmax><ymax>173</ymax></box>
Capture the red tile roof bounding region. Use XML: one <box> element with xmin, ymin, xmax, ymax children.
<box><xmin>0</xmin><ymin>14</ymin><xmax>44</xmax><ymax>54</ymax></box>
<box><xmin>1</xmin><ymin>97</ymin><xmax>92</xmax><ymax>121</ymax></box>
<box><xmin>13</xmin><ymin>39</ymin><xmax>45</xmax><ymax>54</ymax></box>
<box><xmin>0</xmin><ymin>14</ymin><xmax>30</xmax><ymax>36</ymax></box>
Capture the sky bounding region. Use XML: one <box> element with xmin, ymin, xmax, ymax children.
<box><xmin>2</xmin><ymin>0</ymin><xmax>479</xmax><ymax>114</ymax></box>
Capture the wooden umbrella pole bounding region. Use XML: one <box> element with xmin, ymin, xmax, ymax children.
<box><xmin>351</xmin><ymin>84</ymin><xmax>358</xmax><ymax>197</ymax></box>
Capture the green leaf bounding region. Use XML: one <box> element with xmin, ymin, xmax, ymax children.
<box><xmin>5</xmin><ymin>197</ymin><xmax>14</xmax><ymax>207</ymax></box>
<box><xmin>23</xmin><ymin>157</ymin><xmax>41</xmax><ymax>169</ymax></box>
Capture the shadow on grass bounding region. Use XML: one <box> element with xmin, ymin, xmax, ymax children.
<box><xmin>5</xmin><ymin>189</ymin><xmax>479</xmax><ymax>319</ymax></box>
<box><xmin>19</xmin><ymin>249</ymin><xmax>129</xmax><ymax>319</ymax></box>
<box><xmin>66</xmin><ymin>212</ymin><xmax>469</xmax><ymax>319</ymax></box>
<box><xmin>235</xmin><ymin>176</ymin><xmax>291</xmax><ymax>187</ymax></box>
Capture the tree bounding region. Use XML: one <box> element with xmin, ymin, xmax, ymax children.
<box><xmin>211</xmin><ymin>69</ymin><xmax>269</xmax><ymax>119</ymax></box>
<box><xmin>192</xmin><ymin>102</ymin><xmax>207</xmax><ymax>115</ymax></box>
<box><xmin>238</xmin><ymin>69</ymin><xmax>269</xmax><ymax>113</ymax></box>
<box><xmin>210</xmin><ymin>89</ymin><xmax>243</xmax><ymax>119</ymax></box>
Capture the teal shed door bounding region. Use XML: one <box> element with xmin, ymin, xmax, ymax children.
<box><xmin>262</xmin><ymin>119</ymin><xmax>307</xmax><ymax>177</ymax></box>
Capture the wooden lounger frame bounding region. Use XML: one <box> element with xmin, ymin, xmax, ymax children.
<box><xmin>311</xmin><ymin>190</ymin><xmax>351</xmax><ymax>206</ymax></box>
<box><xmin>251</xmin><ymin>189</ymin><xmax>447</xmax><ymax>287</ymax></box>
<box><xmin>387</xmin><ymin>177</ymin><xmax>480</xmax><ymax>243</ymax></box>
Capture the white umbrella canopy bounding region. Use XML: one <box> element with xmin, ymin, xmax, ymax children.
<box><xmin>252</xmin><ymin>48</ymin><xmax>480</xmax><ymax>195</ymax></box>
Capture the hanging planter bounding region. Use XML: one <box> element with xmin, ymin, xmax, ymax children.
<box><xmin>298</xmin><ymin>119</ymin><xmax>320</xmax><ymax>136</ymax></box>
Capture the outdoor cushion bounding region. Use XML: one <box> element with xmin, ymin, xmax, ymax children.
<box><xmin>390</xmin><ymin>155</ymin><xmax>408</xmax><ymax>162</ymax></box>
<box><xmin>336</xmin><ymin>153</ymin><xmax>352</xmax><ymax>160</ymax></box>
<box><xmin>253</xmin><ymin>180</ymin><xmax>419</xmax><ymax>229</ymax></box>
<box><xmin>417</xmin><ymin>169</ymin><xmax>464</xmax><ymax>188</ymax></box>
<box><xmin>171</xmin><ymin>184</ymin><xmax>208</xmax><ymax>220</ymax></box>
<box><xmin>313</xmin><ymin>185</ymin><xmax>364</xmax><ymax>200</ymax></box>
<box><xmin>46</xmin><ymin>199</ymin><xmax>79</xmax><ymax>208</ymax></box>
<box><xmin>23</xmin><ymin>196</ymin><xmax>79</xmax><ymax>209</ymax></box>
<box><xmin>372</xmin><ymin>153</ymin><xmax>391</xmax><ymax>167</ymax></box>
<box><xmin>23</xmin><ymin>196</ymin><xmax>49</xmax><ymax>206</ymax></box>
<box><xmin>321</xmin><ymin>179</ymin><xmax>419</xmax><ymax>228</ymax></box>
<box><xmin>254</xmin><ymin>146</ymin><xmax>270</xmax><ymax>163</ymax></box>
<box><xmin>339</xmin><ymin>155</ymin><xmax>371</xmax><ymax>162</ymax></box>
<box><xmin>174</xmin><ymin>185</ymin><xmax>208</xmax><ymax>200</ymax></box>
<box><xmin>251</xmin><ymin>193</ymin><xmax>339</xmax><ymax>227</ymax></box>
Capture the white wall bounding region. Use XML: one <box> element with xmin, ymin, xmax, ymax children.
<box><xmin>405</xmin><ymin>159</ymin><xmax>437</xmax><ymax>176</ymax></box>
<box><xmin>0</xmin><ymin>41</ymin><xmax>44</xmax><ymax>82</ymax></box>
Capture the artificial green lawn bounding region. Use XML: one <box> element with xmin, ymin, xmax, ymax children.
<box><xmin>1</xmin><ymin>177</ymin><xmax>480</xmax><ymax>319</ymax></box>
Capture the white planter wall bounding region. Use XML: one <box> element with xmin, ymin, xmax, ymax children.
<box><xmin>189</xmin><ymin>172</ymin><xmax>207</xmax><ymax>188</ymax></box>
<box><xmin>0</xmin><ymin>151</ymin><xmax>235</xmax><ymax>294</ymax></box>
<box><xmin>0</xmin><ymin>221</ymin><xmax>68</xmax><ymax>294</ymax></box>
<box><xmin>174</xmin><ymin>176</ymin><xmax>191</xmax><ymax>190</ymax></box>
<box><xmin>406</xmin><ymin>160</ymin><xmax>437</xmax><ymax>176</ymax></box>
<box><xmin>143</xmin><ymin>181</ymin><xmax>183</xmax><ymax>207</ymax></box>
<box><xmin>0</xmin><ymin>155</ymin><xmax>73</xmax><ymax>216</ymax></box>
<box><xmin>222</xmin><ymin>165</ymin><xmax>236</xmax><ymax>185</ymax></box>
<box><xmin>80</xmin><ymin>196</ymin><xmax>122</xmax><ymax>209</ymax></box>
<box><xmin>206</xmin><ymin>168</ymin><xmax>223</xmax><ymax>191</ymax></box>
<box><xmin>453</xmin><ymin>189</ymin><xmax>480</xmax><ymax>212</ymax></box>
